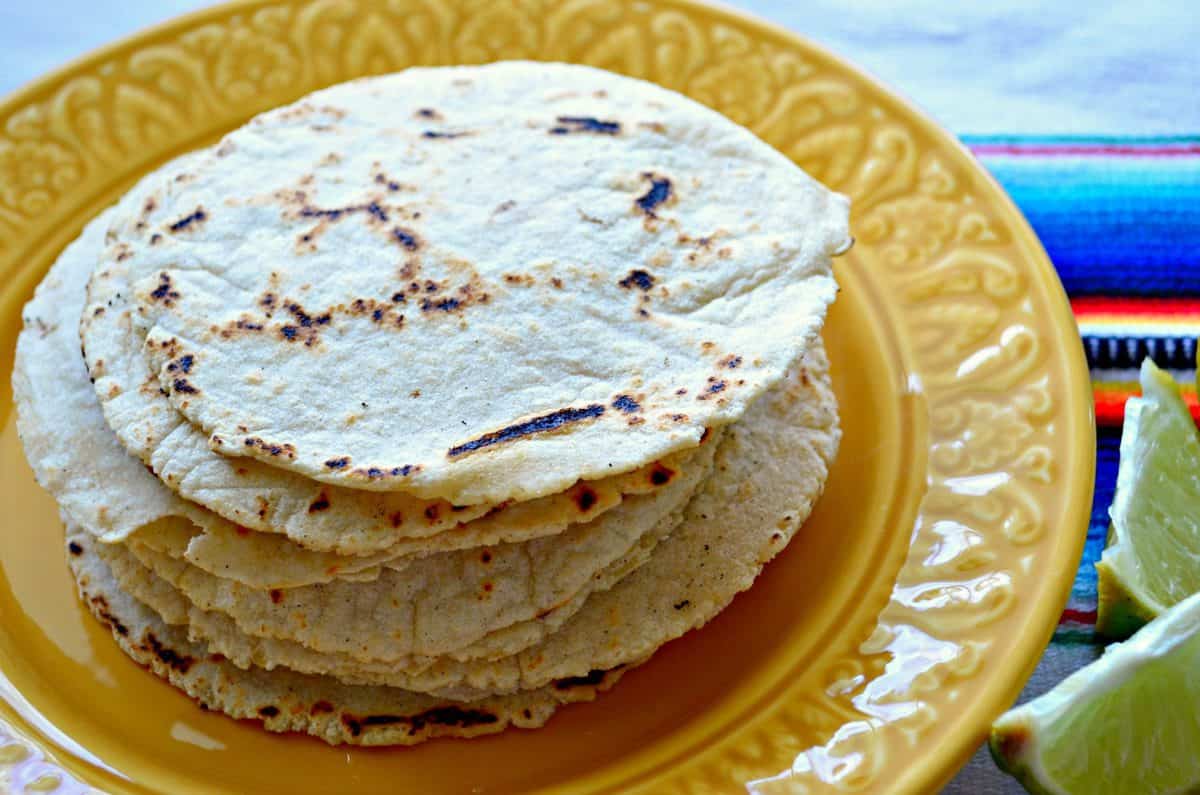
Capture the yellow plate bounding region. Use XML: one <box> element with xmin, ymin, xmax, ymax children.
<box><xmin>0</xmin><ymin>1</ymin><xmax>1094</xmax><ymax>792</ymax></box>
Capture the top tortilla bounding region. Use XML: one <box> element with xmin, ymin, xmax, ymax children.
<box><xmin>64</xmin><ymin>159</ymin><xmax>704</xmax><ymax>559</ymax></box>
<box><xmin>95</xmin><ymin>60</ymin><xmax>848</xmax><ymax>505</ymax></box>
<box><xmin>15</xmin><ymin>197</ymin><xmax>710</xmax><ymax>598</ymax></box>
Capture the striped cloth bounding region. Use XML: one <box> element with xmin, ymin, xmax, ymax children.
<box><xmin>974</xmin><ymin>135</ymin><xmax>1200</xmax><ymax>631</ymax></box>
<box><xmin>951</xmin><ymin>135</ymin><xmax>1200</xmax><ymax>792</ymax></box>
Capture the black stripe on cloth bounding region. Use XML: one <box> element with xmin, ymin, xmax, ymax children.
<box><xmin>1083</xmin><ymin>335</ymin><xmax>1198</xmax><ymax>371</ymax></box>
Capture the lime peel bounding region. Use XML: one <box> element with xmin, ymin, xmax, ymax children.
<box><xmin>1096</xmin><ymin>358</ymin><xmax>1200</xmax><ymax>638</ymax></box>
<box><xmin>992</xmin><ymin>590</ymin><xmax>1200</xmax><ymax>795</ymax></box>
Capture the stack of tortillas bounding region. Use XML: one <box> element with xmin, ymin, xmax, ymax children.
<box><xmin>14</xmin><ymin>62</ymin><xmax>848</xmax><ymax>746</ymax></box>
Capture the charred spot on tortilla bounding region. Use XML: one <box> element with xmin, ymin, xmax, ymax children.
<box><xmin>89</xmin><ymin>594</ymin><xmax>129</xmax><ymax>636</ymax></box>
<box><xmin>422</xmin><ymin>130</ymin><xmax>471</xmax><ymax>139</ymax></box>
<box><xmin>553</xmin><ymin>665</ymin><xmax>624</xmax><ymax>690</ymax></box>
<box><xmin>219</xmin><ymin>316</ymin><xmax>265</xmax><ymax>338</ymax></box>
<box><xmin>284</xmin><ymin>301</ymin><xmax>331</xmax><ymax>329</ymax></box>
<box><xmin>418</xmin><ymin>279</ymin><xmax>488</xmax><ymax>315</ymax></box>
<box><xmin>168</xmin><ymin>207</ymin><xmax>207</xmax><ymax>233</ymax></box>
<box><xmin>373</xmin><ymin>172</ymin><xmax>404</xmax><ymax>192</ymax></box>
<box><xmin>422</xmin><ymin>296</ymin><xmax>461</xmax><ymax>312</ymax></box>
<box><xmin>166</xmin><ymin>354</ymin><xmax>194</xmax><ymax>374</ymax></box>
<box><xmin>635</xmin><ymin>173</ymin><xmax>672</xmax><ymax>217</ymax></box>
<box><xmin>573</xmin><ymin>485</ymin><xmax>598</xmax><ymax>512</ymax></box>
<box><xmin>348</xmin><ymin>464</ymin><xmax>418</xmax><ymax>481</ymax></box>
<box><xmin>549</xmin><ymin>116</ymin><xmax>621</xmax><ymax>135</ymax></box>
<box><xmin>148</xmin><ymin>273</ymin><xmax>180</xmax><ymax>306</ymax></box>
<box><xmin>340</xmin><ymin>706</ymin><xmax>499</xmax><ymax>738</ymax></box>
<box><xmin>611</xmin><ymin>394</ymin><xmax>641</xmax><ymax>414</ymax></box>
<box><xmin>243</xmin><ymin>437</ymin><xmax>297</xmax><ymax>459</ymax></box>
<box><xmin>447</xmin><ymin>404</ymin><xmax>606</xmax><ymax>458</ymax></box>
<box><xmin>140</xmin><ymin>631</ymin><xmax>194</xmax><ymax>673</ymax></box>
<box><xmin>323</xmin><ymin>456</ymin><xmax>350</xmax><ymax>470</ymax></box>
<box><xmin>697</xmin><ymin>377</ymin><xmax>727</xmax><ymax>400</ymax></box>
<box><xmin>503</xmin><ymin>273</ymin><xmax>535</xmax><ymax>287</ymax></box>
<box><xmin>392</xmin><ymin>228</ymin><xmax>421</xmax><ymax>250</ymax></box>
<box><xmin>618</xmin><ymin>269</ymin><xmax>655</xmax><ymax>291</ymax></box>
<box><xmin>649</xmin><ymin>462</ymin><xmax>676</xmax><ymax>486</ymax></box>
<box><xmin>299</xmin><ymin>201</ymin><xmax>388</xmax><ymax>224</ymax></box>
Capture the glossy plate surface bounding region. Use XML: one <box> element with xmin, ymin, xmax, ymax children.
<box><xmin>0</xmin><ymin>1</ymin><xmax>1094</xmax><ymax>792</ymax></box>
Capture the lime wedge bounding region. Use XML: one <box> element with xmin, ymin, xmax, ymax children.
<box><xmin>991</xmin><ymin>590</ymin><xmax>1200</xmax><ymax>795</ymax></box>
<box><xmin>1095</xmin><ymin>358</ymin><xmax>1200</xmax><ymax>639</ymax></box>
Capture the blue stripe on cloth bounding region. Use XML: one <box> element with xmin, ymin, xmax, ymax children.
<box><xmin>1068</xmin><ymin>426</ymin><xmax>1121</xmax><ymax>612</ymax></box>
<box><xmin>978</xmin><ymin>156</ymin><xmax>1200</xmax><ymax>296</ymax></box>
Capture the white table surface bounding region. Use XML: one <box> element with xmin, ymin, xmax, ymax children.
<box><xmin>2</xmin><ymin>3</ymin><xmax>1196</xmax><ymax>794</ymax></box>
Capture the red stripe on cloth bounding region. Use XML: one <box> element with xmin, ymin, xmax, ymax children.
<box><xmin>1072</xmin><ymin>296</ymin><xmax>1200</xmax><ymax>319</ymax></box>
<box><xmin>1095</xmin><ymin>389</ymin><xmax>1131</xmax><ymax>426</ymax></box>
<box><xmin>1060</xmin><ymin>608</ymin><xmax>1097</xmax><ymax>625</ymax></box>
<box><xmin>1094</xmin><ymin>384</ymin><xmax>1200</xmax><ymax>426</ymax></box>
<box><xmin>970</xmin><ymin>144</ymin><xmax>1200</xmax><ymax>157</ymax></box>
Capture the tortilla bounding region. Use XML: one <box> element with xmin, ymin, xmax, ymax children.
<box><xmin>102</xmin><ymin>513</ymin><xmax>670</xmax><ymax>699</ymax></box>
<box><xmin>15</xmin><ymin>178</ymin><xmax>713</xmax><ymax>592</ymax></box>
<box><xmin>104</xmin><ymin>345</ymin><xmax>837</xmax><ymax>697</ymax></box>
<box><xmin>13</xmin><ymin>204</ymin><xmax>235</xmax><ymax>547</ymax></box>
<box><xmin>9</xmin><ymin>209</ymin><xmax>412</xmax><ymax>587</ymax></box>
<box><xmin>67</xmin><ymin>530</ymin><xmax>631</xmax><ymax>746</ymax></box>
<box><xmin>119</xmin><ymin>453</ymin><xmax>703</xmax><ymax>663</ymax></box>
<box><xmin>129</xmin><ymin>425</ymin><xmax>715</xmax><ymax>591</ymax></box>
<box><xmin>97</xmin><ymin>61</ymin><xmax>847</xmax><ymax>505</ymax></box>
<box><xmin>82</xmin><ymin>200</ymin><xmax>696</xmax><ymax>556</ymax></box>
<box><xmin>81</xmin><ymin>185</ymin><xmax>701</xmax><ymax>556</ymax></box>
